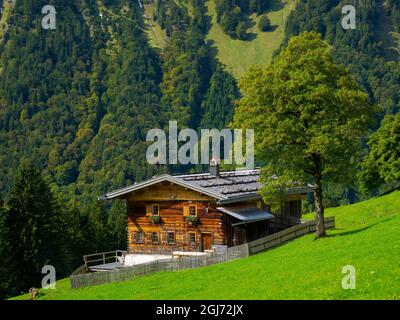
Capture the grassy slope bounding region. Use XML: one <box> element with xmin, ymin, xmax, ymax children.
<box><xmin>143</xmin><ymin>4</ymin><xmax>167</xmax><ymax>49</ymax></box>
<box><xmin>206</xmin><ymin>0</ymin><xmax>297</xmax><ymax>78</ymax></box>
<box><xmin>143</xmin><ymin>0</ymin><xmax>296</xmax><ymax>78</ymax></box>
<box><xmin>12</xmin><ymin>191</ymin><xmax>400</xmax><ymax>300</ymax></box>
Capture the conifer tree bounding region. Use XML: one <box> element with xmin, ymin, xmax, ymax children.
<box><xmin>0</xmin><ymin>163</ymin><xmax>69</xmax><ymax>296</ymax></box>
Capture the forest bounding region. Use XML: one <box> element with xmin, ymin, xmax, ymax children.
<box><xmin>0</xmin><ymin>0</ymin><xmax>399</xmax><ymax>298</ymax></box>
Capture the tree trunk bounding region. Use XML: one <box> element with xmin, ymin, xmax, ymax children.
<box><xmin>314</xmin><ymin>179</ymin><xmax>326</xmax><ymax>237</ymax></box>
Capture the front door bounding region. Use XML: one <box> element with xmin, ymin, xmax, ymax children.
<box><xmin>201</xmin><ymin>233</ymin><xmax>212</xmax><ymax>251</ymax></box>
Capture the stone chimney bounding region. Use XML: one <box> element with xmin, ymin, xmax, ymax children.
<box><xmin>209</xmin><ymin>158</ymin><xmax>220</xmax><ymax>178</ymax></box>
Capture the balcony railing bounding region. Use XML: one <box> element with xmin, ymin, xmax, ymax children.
<box><xmin>83</xmin><ymin>250</ymin><xmax>127</xmax><ymax>269</ymax></box>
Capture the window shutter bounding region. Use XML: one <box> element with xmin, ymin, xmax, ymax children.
<box><xmin>186</xmin><ymin>233</ymin><xmax>190</xmax><ymax>244</ymax></box>
<box><xmin>146</xmin><ymin>205</ymin><xmax>152</xmax><ymax>216</ymax></box>
<box><xmin>183</xmin><ymin>206</ymin><xmax>189</xmax><ymax>217</ymax></box>
<box><xmin>160</xmin><ymin>231</ymin><xmax>167</xmax><ymax>244</ymax></box>
<box><xmin>146</xmin><ymin>232</ymin><xmax>152</xmax><ymax>244</ymax></box>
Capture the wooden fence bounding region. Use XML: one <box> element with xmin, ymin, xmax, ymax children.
<box><xmin>248</xmin><ymin>216</ymin><xmax>335</xmax><ymax>255</ymax></box>
<box><xmin>70</xmin><ymin>217</ymin><xmax>335</xmax><ymax>289</ymax></box>
<box><xmin>70</xmin><ymin>243</ymin><xmax>249</xmax><ymax>289</ymax></box>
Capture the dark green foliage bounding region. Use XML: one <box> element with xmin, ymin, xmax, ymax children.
<box><xmin>258</xmin><ymin>14</ymin><xmax>271</xmax><ymax>32</ymax></box>
<box><xmin>0</xmin><ymin>1</ymin><xmax>239</xmax><ymax>299</ymax></box>
<box><xmin>236</xmin><ymin>21</ymin><xmax>248</xmax><ymax>40</ymax></box>
<box><xmin>282</xmin><ymin>0</ymin><xmax>400</xmax><ymax>206</ymax></box>
<box><xmin>283</xmin><ymin>0</ymin><xmax>400</xmax><ymax>118</ymax></box>
<box><xmin>159</xmin><ymin>0</ymin><xmax>213</xmax><ymax>128</ymax></box>
<box><xmin>360</xmin><ymin>114</ymin><xmax>400</xmax><ymax>193</ymax></box>
<box><xmin>233</xmin><ymin>32</ymin><xmax>373</xmax><ymax>236</ymax></box>
<box><xmin>0</xmin><ymin>1</ymin><xmax>167</xmax><ymax>297</ymax></box>
<box><xmin>216</xmin><ymin>0</ymin><xmax>270</xmax><ymax>39</ymax></box>
<box><xmin>0</xmin><ymin>0</ymin><xmax>398</xmax><ymax>297</ymax></box>
<box><xmin>200</xmin><ymin>64</ymin><xmax>239</xmax><ymax>130</ymax></box>
<box><xmin>0</xmin><ymin>163</ymin><xmax>69</xmax><ymax>298</ymax></box>
<box><xmin>387</xmin><ymin>0</ymin><xmax>400</xmax><ymax>32</ymax></box>
<box><xmin>0</xmin><ymin>1</ymin><xmax>166</xmax><ymax>204</ymax></box>
<box><xmin>155</xmin><ymin>0</ymin><xmax>190</xmax><ymax>37</ymax></box>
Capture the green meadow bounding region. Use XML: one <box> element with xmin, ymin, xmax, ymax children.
<box><xmin>206</xmin><ymin>0</ymin><xmax>297</xmax><ymax>78</ymax></box>
<box><xmin>12</xmin><ymin>190</ymin><xmax>400</xmax><ymax>300</ymax></box>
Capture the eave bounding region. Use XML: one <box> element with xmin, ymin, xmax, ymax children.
<box><xmin>98</xmin><ymin>174</ymin><xmax>227</xmax><ymax>201</ymax></box>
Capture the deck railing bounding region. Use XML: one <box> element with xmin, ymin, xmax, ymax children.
<box><xmin>83</xmin><ymin>250</ymin><xmax>127</xmax><ymax>269</ymax></box>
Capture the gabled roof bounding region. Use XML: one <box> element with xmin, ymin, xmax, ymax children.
<box><xmin>99</xmin><ymin>169</ymin><xmax>314</xmax><ymax>204</ymax></box>
<box><xmin>98</xmin><ymin>174</ymin><xmax>227</xmax><ymax>201</ymax></box>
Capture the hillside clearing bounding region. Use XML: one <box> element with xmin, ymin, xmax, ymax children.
<box><xmin>142</xmin><ymin>0</ymin><xmax>297</xmax><ymax>77</ymax></box>
<box><xmin>11</xmin><ymin>191</ymin><xmax>400</xmax><ymax>300</ymax></box>
<box><xmin>206</xmin><ymin>0</ymin><xmax>297</xmax><ymax>78</ymax></box>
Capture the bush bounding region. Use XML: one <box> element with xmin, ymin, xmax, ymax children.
<box><xmin>236</xmin><ymin>21</ymin><xmax>248</xmax><ymax>40</ymax></box>
<box><xmin>258</xmin><ymin>15</ymin><xmax>271</xmax><ymax>32</ymax></box>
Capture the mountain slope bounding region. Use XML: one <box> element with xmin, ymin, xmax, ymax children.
<box><xmin>1</xmin><ymin>0</ymin><xmax>399</xmax><ymax>204</ymax></box>
<box><xmin>206</xmin><ymin>0</ymin><xmax>297</xmax><ymax>78</ymax></box>
<box><xmin>12</xmin><ymin>190</ymin><xmax>400</xmax><ymax>300</ymax></box>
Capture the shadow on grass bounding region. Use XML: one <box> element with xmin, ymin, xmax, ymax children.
<box><xmin>312</xmin><ymin>217</ymin><xmax>394</xmax><ymax>240</ymax></box>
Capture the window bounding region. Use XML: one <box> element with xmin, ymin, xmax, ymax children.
<box><xmin>134</xmin><ymin>231</ymin><xmax>144</xmax><ymax>243</ymax></box>
<box><xmin>167</xmin><ymin>232</ymin><xmax>175</xmax><ymax>244</ymax></box>
<box><xmin>151</xmin><ymin>232</ymin><xmax>159</xmax><ymax>244</ymax></box>
<box><xmin>152</xmin><ymin>204</ymin><xmax>160</xmax><ymax>215</ymax></box>
<box><xmin>189</xmin><ymin>205</ymin><xmax>196</xmax><ymax>216</ymax></box>
<box><xmin>188</xmin><ymin>232</ymin><xmax>196</xmax><ymax>245</ymax></box>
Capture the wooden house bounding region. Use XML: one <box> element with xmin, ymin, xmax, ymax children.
<box><xmin>99</xmin><ymin>162</ymin><xmax>313</xmax><ymax>254</ymax></box>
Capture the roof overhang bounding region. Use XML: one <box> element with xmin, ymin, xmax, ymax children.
<box><xmin>217</xmin><ymin>207</ymin><xmax>275</xmax><ymax>226</ymax></box>
<box><xmin>216</xmin><ymin>185</ymin><xmax>314</xmax><ymax>205</ymax></box>
<box><xmin>217</xmin><ymin>194</ymin><xmax>262</xmax><ymax>205</ymax></box>
<box><xmin>98</xmin><ymin>175</ymin><xmax>227</xmax><ymax>201</ymax></box>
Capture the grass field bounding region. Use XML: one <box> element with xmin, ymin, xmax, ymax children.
<box><xmin>11</xmin><ymin>190</ymin><xmax>400</xmax><ymax>300</ymax></box>
<box><xmin>206</xmin><ymin>0</ymin><xmax>297</xmax><ymax>78</ymax></box>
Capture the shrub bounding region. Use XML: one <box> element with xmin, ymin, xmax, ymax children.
<box><xmin>258</xmin><ymin>15</ymin><xmax>271</xmax><ymax>32</ymax></box>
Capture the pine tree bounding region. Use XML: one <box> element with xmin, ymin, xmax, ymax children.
<box><xmin>0</xmin><ymin>163</ymin><xmax>69</xmax><ymax>297</ymax></box>
<box><xmin>236</xmin><ymin>21</ymin><xmax>247</xmax><ymax>40</ymax></box>
<box><xmin>200</xmin><ymin>64</ymin><xmax>239</xmax><ymax>130</ymax></box>
<box><xmin>258</xmin><ymin>15</ymin><xmax>271</xmax><ymax>32</ymax></box>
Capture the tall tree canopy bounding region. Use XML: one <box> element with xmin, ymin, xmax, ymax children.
<box><xmin>200</xmin><ymin>63</ymin><xmax>239</xmax><ymax>130</ymax></box>
<box><xmin>360</xmin><ymin>114</ymin><xmax>400</xmax><ymax>193</ymax></box>
<box><xmin>233</xmin><ymin>32</ymin><xmax>373</xmax><ymax>237</ymax></box>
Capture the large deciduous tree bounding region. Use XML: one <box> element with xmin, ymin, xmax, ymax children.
<box><xmin>233</xmin><ymin>32</ymin><xmax>373</xmax><ymax>237</ymax></box>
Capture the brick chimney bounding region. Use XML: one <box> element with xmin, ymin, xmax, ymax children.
<box><xmin>209</xmin><ymin>158</ymin><xmax>220</xmax><ymax>178</ymax></box>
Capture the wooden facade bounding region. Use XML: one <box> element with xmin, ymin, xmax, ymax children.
<box><xmin>124</xmin><ymin>181</ymin><xmax>304</xmax><ymax>254</ymax></box>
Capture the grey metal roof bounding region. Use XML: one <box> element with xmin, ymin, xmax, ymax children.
<box><xmin>99</xmin><ymin>169</ymin><xmax>314</xmax><ymax>202</ymax></box>
<box><xmin>176</xmin><ymin>169</ymin><xmax>263</xmax><ymax>199</ymax></box>
<box><xmin>217</xmin><ymin>207</ymin><xmax>275</xmax><ymax>225</ymax></box>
